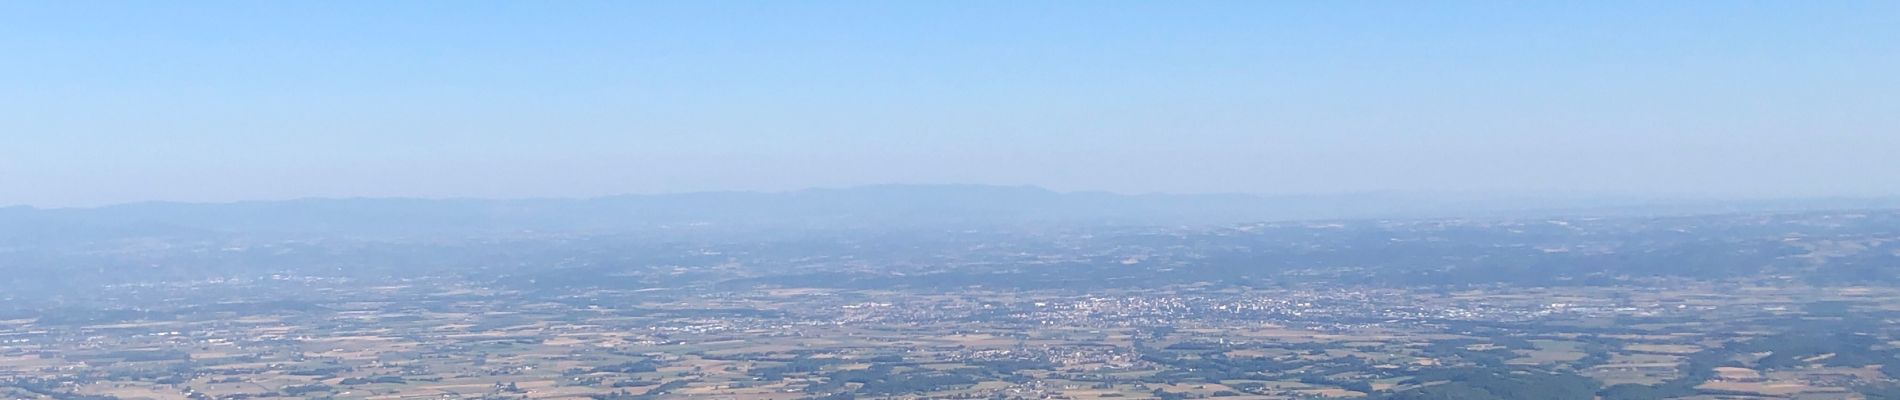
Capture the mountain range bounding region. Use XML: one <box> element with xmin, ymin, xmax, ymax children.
<box><xmin>4</xmin><ymin>184</ymin><xmax>1897</xmax><ymax>240</ymax></box>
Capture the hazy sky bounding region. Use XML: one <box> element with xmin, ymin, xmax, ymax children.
<box><xmin>4</xmin><ymin>1</ymin><xmax>1897</xmax><ymax>206</ymax></box>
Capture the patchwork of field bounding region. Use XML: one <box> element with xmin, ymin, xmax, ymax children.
<box><xmin>2</xmin><ymin>283</ymin><xmax>1897</xmax><ymax>399</ymax></box>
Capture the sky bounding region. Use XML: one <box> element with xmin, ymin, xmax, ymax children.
<box><xmin>3</xmin><ymin>1</ymin><xmax>1897</xmax><ymax>207</ymax></box>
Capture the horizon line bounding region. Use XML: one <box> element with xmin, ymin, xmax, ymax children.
<box><xmin>6</xmin><ymin>183</ymin><xmax>1897</xmax><ymax>211</ymax></box>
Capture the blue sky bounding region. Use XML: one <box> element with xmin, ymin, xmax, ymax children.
<box><xmin>3</xmin><ymin>1</ymin><xmax>1897</xmax><ymax>206</ymax></box>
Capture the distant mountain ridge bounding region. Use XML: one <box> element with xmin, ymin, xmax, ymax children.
<box><xmin>3</xmin><ymin>184</ymin><xmax>1898</xmax><ymax>240</ymax></box>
